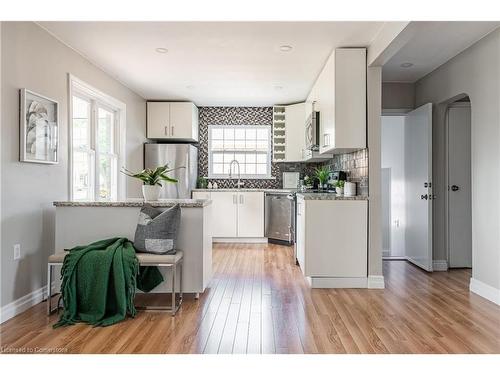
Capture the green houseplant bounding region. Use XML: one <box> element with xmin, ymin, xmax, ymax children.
<box><xmin>121</xmin><ymin>164</ymin><xmax>182</xmax><ymax>201</ymax></box>
<box><xmin>314</xmin><ymin>166</ymin><xmax>330</xmax><ymax>190</ymax></box>
<box><xmin>335</xmin><ymin>180</ymin><xmax>345</xmax><ymax>195</ymax></box>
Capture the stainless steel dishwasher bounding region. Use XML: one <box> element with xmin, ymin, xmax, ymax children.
<box><xmin>264</xmin><ymin>192</ymin><xmax>295</xmax><ymax>245</ymax></box>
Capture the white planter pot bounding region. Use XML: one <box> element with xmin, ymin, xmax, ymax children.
<box><xmin>142</xmin><ymin>185</ymin><xmax>161</xmax><ymax>201</ymax></box>
<box><xmin>335</xmin><ymin>187</ymin><xmax>344</xmax><ymax>195</ymax></box>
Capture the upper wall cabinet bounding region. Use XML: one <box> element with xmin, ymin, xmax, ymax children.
<box><xmin>147</xmin><ymin>102</ymin><xmax>199</xmax><ymax>142</ymax></box>
<box><xmin>306</xmin><ymin>48</ymin><xmax>366</xmax><ymax>154</ymax></box>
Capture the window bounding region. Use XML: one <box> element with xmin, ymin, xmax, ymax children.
<box><xmin>70</xmin><ymin>76</ymin><xmax>125</xmax><ymax>201</ymax></box>
<box><xmin>208</xmin><ymin>125</ymin><xmax>272</xmax><ymax>179</ymax></box>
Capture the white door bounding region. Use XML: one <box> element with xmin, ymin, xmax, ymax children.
<box><xmin>210</xmin><ymin>192</ymin><xmax>238</xmax><ymax>237</ymax></box>
<box><xmin>405</xmin><ymin>103</ymin><xmax>433</xmax><ymax>271</ymax></box>
<box><xmin>169</xmin><ymin>102</ymin><xmax>194</xmax><ymax>139</ymax></box>
<box><xmin>147</xmin><ymin>102</ymin><xmax>170</xmax><ymax>138</ymax></box>
<box><xmin>447</xmin><ymin>105</ymin><xmax>472</xmax><ymax>268</ymax></box>
<box><xmin>237</xmin><ymin>192</ymin><xmax>264</xmax><ymax>237</ymax></box>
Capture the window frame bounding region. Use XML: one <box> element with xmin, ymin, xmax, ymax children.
<box><xmin>207</xmin><ymin>124</ymin><xmax>272</xmax><ymax>179</ymax></box>
<box><xmin>68</xmin><ymin>74</ymin><xmax>127</xmax><ymax>201</ymax></box>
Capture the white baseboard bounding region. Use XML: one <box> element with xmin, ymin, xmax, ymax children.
<box><xmin>470</xmin><ymin>278</ymin><xmax>500</xmax><ymax>305</ymax></box>
<box><xmin>0</xmin><ymin>286</ymin><xmax>47</xmax><ymax>324</ymax></box>
<box><xmin>213</xmin><ymin>237</ymin><xmax>268</xmax><ymax>244</ymax></box>
<box><xmin>306</xmin><ymin>277</ymin><xmax>368</xmax><ymax>288</ymax></box>
<box><xmin>367</xmin><ymin>275</ymin><xmax>385</xmax><ymax>289</ymax></box>
<box><xmin>432</xmin><ymin>260</ymin><xmax>449</xmax><ymax>271</ymax></box>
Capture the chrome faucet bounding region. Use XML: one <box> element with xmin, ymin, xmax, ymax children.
<box><xmin>229</xmin><ymin>160</ymin><xmax>244</xmax><ymax>189</ymax></box>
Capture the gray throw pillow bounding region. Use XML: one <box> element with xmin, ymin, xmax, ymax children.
<box><xmin>134</xmin><ymin>204</ymin><xmax>181</xmax><ymax>254</ymax></box>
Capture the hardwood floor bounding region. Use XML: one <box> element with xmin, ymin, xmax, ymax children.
<box><xmin>1</xmin><ymin>243</ymin><xmax>499</xmax><ymax>354</ymax></box>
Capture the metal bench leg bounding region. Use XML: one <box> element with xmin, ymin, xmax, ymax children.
<box><xmin>47</xmin><ymin>263</ymin><xmax>52</xmax><ymax>316</ymax></box>
<box><xmin>171</xmin><ymin>264</ymin><xmax>177</xmax><ymax>316</ymax></box>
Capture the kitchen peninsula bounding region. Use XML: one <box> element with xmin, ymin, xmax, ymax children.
<box><xmin>53</xmin><ymin>199</ymin><xmax>213</xmax><ymax>295</ymax></box>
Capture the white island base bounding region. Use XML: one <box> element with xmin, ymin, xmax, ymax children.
<box><xmin>53</xmin><ymin>199</ymin><xmax>213</xmax><ymax>295</ymax></box>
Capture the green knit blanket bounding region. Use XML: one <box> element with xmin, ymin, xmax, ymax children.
<box><xmin>54</xmin><ymin>237</ymin><xmax>163</xmax><ymax>328</ymax></box>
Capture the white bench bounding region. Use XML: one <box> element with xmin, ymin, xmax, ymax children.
<box><xmin>47</xmin><ymin>251</ymin><xmax>183</xmax><ymax>317</ymax></box>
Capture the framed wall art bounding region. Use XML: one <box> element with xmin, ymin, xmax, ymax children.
<box><xmin>20</xmin><ymin>89</ymin><xmax>59</xmax><ymax>164</ymax></box>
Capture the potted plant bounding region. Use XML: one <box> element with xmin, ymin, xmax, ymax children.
<box><xmin>314</xmin><ymin>166</ymin><xmax>330</xmax><ymax>190</ymax></box>
<box><xmin>121</xmin><ymin>164</ymin><xmax>181</xmax><ymax>201</ymax></box>
<box><xmin>335</xmin><ymin>180</ymin><xmax>345</xmax><ymax>195</ymax></box>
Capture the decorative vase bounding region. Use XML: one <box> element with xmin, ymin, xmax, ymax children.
<box><xmin>336</xmin><ymin>187</ymin><xmax>344</xmax><ymax>195</ymax></box>
<box><xmin>142</xmin><ymin>185</ymin><xmax>161</xmax><ymax>201</ymax></box>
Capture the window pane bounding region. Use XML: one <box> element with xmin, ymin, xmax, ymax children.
<box><xmin>223</xmin><ymin>138</ymin><xmax>234</xmax><ymax>149</ymax></box>
<box><xmin>256</xmin><ymin>128</ymin><xmax>268</xmax><ymax>140</ymax></box>
<box><xmin>234</xmin><ymin>140</ymin><xmax>245</xmax><ymax>149</ymax></box>
<box><xmin>72</xmin><ymin>96</ymin><xmax>90</xmax><ymax>149</ymax></box>
<box><xmin>245</xmin><ymin>128</ymin><xmax>256</xmax><ymax>140</ymax></box>
<box><xmin>98</xmin><ymin>107</ymin><xmax>114</xmax><ymax>154</ymax></box>
<box><xmin>211</xmin><ymin>140</ymin><xmax>224</xmax><ymax>150</ymax></box>
<box><xmin>246</xmin><ymin>153</ymin><xmax>256</xmax><ymax>163</ymax></box>
<box><xmin>223</xmin><ymin>152</ymin><xmax>235</xmax><ymax>163</ymax></box>
<box><xmin>234</xmin><ymin>128</ymin><xmax>245</xmax><ymax>140</ymax></box>
<box><xmin>234</xmin><ymin>153</ymin><xmax>245</xmax><ymax>163</ymax></box>
<box><xmin>256</xmin><ymin>164</ymin><xmax>267</xmax><ymax>175</ymax></box>
<box><xmin>256</xmin><ymin>153</ymin><xmax>267</xmax><ymax>163</ymax></box>
<box><xmin>211</xmin><ymin>128</ymin><xmax>223</xmax><ymax>139</ymax></box>
<box><xmin>72</xmin><ymin>151</ymin><xmax>91</xmax><ymax>200</ymax></box>
<box><xmin>212</xmin><ymin>153</ymin><xmax>223</xmax><ymax>163</ymax></box>
<box><xmin>212</xmin><ymin>163</ymin><xmax>223</xmax><ymax>174</ymax></box>
<box><xmin>224</xmin><ymin>128</ymin><xmax>234</xmax><ymax>140</ymax></box>
<box><xmin>245</xmin><ymin>139</ymin><xmax>256</xmax><ymax>150</ymax></box>
<box><xmin>245</xmin><ymin>164</ymin><xmax>256</xmax><ymax>175</ymax></box>
<box><xmin>256</xmin><ymin>140</ymin><xmax>268</xmax><ymax>150</ymax></box>
<box><xmin>98</xmin><ymin>154</ymin><xmax>116</xmax><ymax>200</ymax></box>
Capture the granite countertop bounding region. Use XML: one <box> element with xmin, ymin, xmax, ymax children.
<box><xmin>193</xmin><ymin>188</ymin><xmax>295</xmax><ymax>193</ymax></box>
<box><xmin>53</xmin><ymin>199</ymin><xmax>212</xmax><ymax>208</ymax></box>
<box><xmin>296</xmin><ymin>193</ymin><xmax>369</xmax><ymax>201</ymax></box>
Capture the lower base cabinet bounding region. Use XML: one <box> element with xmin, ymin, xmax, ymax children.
<box><xmin>192</xmin><ymin>191</ymin><xmax>264</xmax><ymax>238</ymax></box>
<box><xmin>295</xmin><ymin>197</ymin><xmax>368</xmax><ymax>281</ymax></box>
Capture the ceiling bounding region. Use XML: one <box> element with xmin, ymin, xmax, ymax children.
<box><xmin>382</xmin><ymin>21</ymin><xmax>500</xmax><ymax>83</ymax></box>
<box><xmin>39</xmin><ymin>21</ymin><xmax>385</xmax><ymax>106</ymax></box>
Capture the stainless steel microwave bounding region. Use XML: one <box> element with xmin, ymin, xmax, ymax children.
<box><xmin>305</xmin><ymin>111</ymin><xmax>320</xmax><ymax>151</ymax></box>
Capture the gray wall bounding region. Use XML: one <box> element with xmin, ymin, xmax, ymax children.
<box><xmin>1</xmin><ymin>22</ymin><xmax>146</xmax><ymax>308</ymax></box>
<box><xmin>415</xmin><ymin>28</ymin><xmax>500</xmax><ymax>291</ymax></box>
<box><xmin>382</xmin><ymin>82</ymin><xmax>415</xmax><ymax>110</ymax></box>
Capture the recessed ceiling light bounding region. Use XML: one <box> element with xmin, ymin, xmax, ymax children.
<box><xmin>279</xmin><ymin>45</ymin><xmax>293</xmax><ymax>52</ymax></box>
<box><xmin>186</xmin><ymin>85</ymin><xmax>195</xmax><ymax>89</ymax></box>
<box><xmin>274</xmin><ymin>85</ymin><xmax>283</xmax><ymax>90</ymax></box>
<box><xmin>155</xmin><ymin>47</ymin><xmax>168</xmax><ymax>54</ymax></box>
<box><xmin>400</xmin><ymin>62</ymin><xmax>413</xmax><ymax>68</ymax></box>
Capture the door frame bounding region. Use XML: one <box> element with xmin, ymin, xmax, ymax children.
<box><xmin>444</xmin><ymin>100</ymin><xmax>472</xmax><ymax>268</ymax></box>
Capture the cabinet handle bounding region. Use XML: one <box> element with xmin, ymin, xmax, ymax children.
<box><xmin>164</xmin><ymin>126</ymin><xmax>168</xmax><ymax>136</ymax></box>
<box><xmin>233</xmin><ymin>194</ymin><xmax>237</xmax><ymax>204</ymax></box>
<box><xmin>239</xmin><ymin>195</ymin><xmax>244</xmax><ymax>204</ymax></box>
<box><xmin>171</xmin><ymin>126</ymin><xmax>174</xmax><ymax>136</ymax></box>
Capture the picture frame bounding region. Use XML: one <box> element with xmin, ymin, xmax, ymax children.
<box><xmin>20</xmin><ymin>88</ymin><xmax>59</xmax><ymax>164</ymax></box>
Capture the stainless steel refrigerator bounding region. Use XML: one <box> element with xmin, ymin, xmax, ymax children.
<box><xmin>144</xmin><ymin>143</ymin><xmax>198</xmax><ymax>199</ymax></box>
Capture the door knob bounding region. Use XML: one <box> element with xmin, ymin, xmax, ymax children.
<box><xmin>451</xmin><ymin>185</ymin><xmax>460</xmax><ymax>191</ymax></box>
<box><xmin>420</xmin><ymin>194</ymin><xmax>428</xmax><ymax>200</ymax></box>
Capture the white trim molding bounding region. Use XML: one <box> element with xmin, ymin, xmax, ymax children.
<box><xmin>470</xmin><ymin>278</ymin><xmax>500</xmax><ymax>305</ymax></box>
<box><xmin>367</xmin><ymin>275</ymin><xmax>385</xmax><ymax>289</ymax></box>
<box><xmin>0</xmin><ymin>287</ymin><xmax>47</xmax><ymax>324</ymax></box>
<box><xmin>306</xmin><ymin>277</ymin><xmax>368</xmax><ymax>289</ymax></box>
<box><xmin>432</xmin><ymin>260</ymin><xmax>449</xmax><ymax>271</ymax></box>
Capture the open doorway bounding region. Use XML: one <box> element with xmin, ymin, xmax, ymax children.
<box><xmin>446</xmin><ymin>97</ymin><xmax>472</xmax><ymax>269</ymax></box>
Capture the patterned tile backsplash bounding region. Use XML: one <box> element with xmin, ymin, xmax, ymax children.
<box><xmin>197</xmin><ymin>106</ymin><xmax>369</xmax><ymax>193</ymax></box>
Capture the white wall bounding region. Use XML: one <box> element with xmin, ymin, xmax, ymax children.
<box><xmin>415</xmin><ymin>28</ymin><xmax>500</xmax><ymax>302</ymax></box>
<box><xmin>381</xmin><ymin>116</ymin><xmax>406</xmax><ymax>257</ymax></box>
<box><xmin>1</xmin><ymin>22</ymin><xmax>146</xmax><ymax>309</ymax></box>
<box><xmin>382</xmin><ymin>82</ymin><xmax>415</xmax><ymax>110</ymax></box>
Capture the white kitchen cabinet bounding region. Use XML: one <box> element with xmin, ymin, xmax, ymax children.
<box><xmin>207</xmin><ymin>191</ymin><xmax>238</xmax><ymax>237</ymax></box>
<box><xmin>192</xmin><ymin>191</ymin><xmax>265</xmax><ymax>239</ymax></box>
<box><xmin>295</xmin><ymin>199</ymin><xmax>306</xmax><ymax>274</ymax></box>
<box><xmin>295</xmin><ymin>196</ymin><xmax>368</xmax><ymax>287</ymax></box>
<box><xmin>284</xmin><ymin>103</ymin><xmax>306</xmax><ymax>162</ymax></box>
<box><xmin>306</xmin><ymin>48</ymin><xmax>366</xmax><ymax>154</ymax></box>
<box><xmin>237</xmin><ymin>192</ymin><xmax>264</xmax><ymax>237</ymax></box>
<box><xmin>147</xmin><ymin>102</ymin><xmax>199</xmax><ymax>142</ymax></box>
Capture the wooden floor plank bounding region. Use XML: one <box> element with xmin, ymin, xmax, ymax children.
<box><xmin>1</xmin><ymin>244</ymin><xmax>499</xmax><ymax>354</ymax></box>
